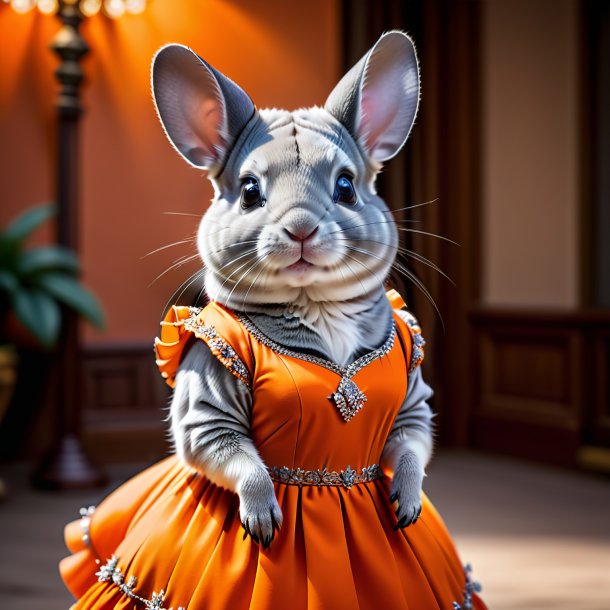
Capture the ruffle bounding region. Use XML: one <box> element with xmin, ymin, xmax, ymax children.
<box><xmin>154</xmin><ymin>305</ymin><xmax>251</xmax><ymax>389</ymax></box>
<box><xmin>60</xmin><ymin>456</ymin><xmax>486</xmax><ymax>610</ymax></box>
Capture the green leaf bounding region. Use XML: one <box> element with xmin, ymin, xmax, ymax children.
<box><xmin>0</xmin><ymin>271</ymin><xmax>18</xmax><ymax>296</ymax></box>
<box><xmin>12</xmin><ymin>288</ymin><xmax>61</xmax><ymax>348</ymax></box>
<box><xmin>0</xmin><ymin>234</ymin><xmax>19</xmax><ymax>271</ymax></box>
<box><xmin>37</xmin><ymin>273</ymin><xmax>105</xmax><ymax>329</ymax></box>
<box><xmin>17</xmin><ymin>246</ymin><xmax>80</xmax><ymax>277</ymax></box>
<box><xmin>4</xmin><ymin>204</ymin><xmax>56</xmax><ymax>243</ymax></box>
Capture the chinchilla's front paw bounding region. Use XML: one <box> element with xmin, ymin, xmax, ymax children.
<box><xmin>389</xmin><ymin>450</ymin><xmax>424</xmax><ymax>529</ymax></box>
<box><xmin>237</xmin><ymin>470</ymin><xmax>283</xmax><ymax>549</ymax></box>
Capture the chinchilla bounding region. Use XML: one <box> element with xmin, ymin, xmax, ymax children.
<box><xmin>151</xmin><ymin>31</ymin><xmax>431</xmax><ymax>548</ymax></box>
<box><xmin>151</xmin><ymin>30</ymin><xmax>419</xmax><ymax>367</ymax></box>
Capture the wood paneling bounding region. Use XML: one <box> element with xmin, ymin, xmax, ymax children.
<box><xmin>592</xmin><ymin>329</ymin><xmax>610</xmax><ymax>445</ymax></box>
<box><xmin>81</xmin><ymin>344</ymin><xmax>171</xmax><ymax>463</ymax></box>
<box><xmin>471</xmin><ymin>308</ymin><xmax>610</xmax><ymax>467</ymax></box>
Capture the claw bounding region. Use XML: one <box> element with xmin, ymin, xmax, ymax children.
<box><xmin>271</xmin><ymin>515</ymin><xmax>280</xmax><ymax>533</ymax></box>
<box><xmin>263</xmin><ymin>534</ymin><xmax>272</xmax><ymax>549</ymax></box>
<box><xmin>389</xmin><ymin>492</ymin><xmax>398</xmax><ymax>503</ymax></box>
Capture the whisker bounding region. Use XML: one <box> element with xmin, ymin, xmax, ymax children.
<box><xmin>212</xmin><ymin>251</ymin><xmax>262</xmax><ymax>301</ymax></box>
<box><xmin>328</xmin><ymin>219</ymin><xmax>457</xmax><ymax>245</ymax></box>
<box><xmin>161</xmin><ymin>269</ymin><xmax>205</xmax><ymax>316</ymax></box>
<box><xmin>206</xmin><ymin>240</ymin><xmax>260</xmax><ymax>257</ymax></box>
<box><xmin>173</xmin><ymin>270</ymin><xmax>206</xmax><ymax>308</ymax></box>
<box><xmin>142</xmin><ymin>238</ymin><xmax>196</xmax><ymax>259</ymax></box>
<box><xmin>344</xmin><ymin>236</ymin><xmax>455</xmax><ymax>285</ymax></box>
<box><xmin>341</xmin><ymin>251</ymin><xmax>381</xmax><ymax>296</ymax></box>
<box><xmin>241</xmin><ymin>252</ymin><xmax>270</xmax><ymax>309</ymax></box>
<box><xmin>385</xmin><ymin>199</ymin><xmax>439</xmax><ymax>214</ymax></box>
<box><xmin>163</xmin><ymin>211</ymin><xmax>201</xmax><ymax>218</ymax></box>
<box><xmin>148</xmin><ymin>253</ymin><xmax>200</xmax><ymax>288</ymax></box>
<box><xmin>226</xmin><ymin>254</ymin><xmax>267</xmax><ymax>306</ymax></box>
<box><xmin>214</xmin><ymin>248</ymin><xmax>260</xmax><ymax>274</ymax></box>
<box><xmin>396</xmin><ymin>227</ymin><xmax>460</xmax><ymax>246</ymax></box>
<box><xmin>344</xmin><ymin>245</ymin><xmax>444</xmax><ymax>328</ymax></box>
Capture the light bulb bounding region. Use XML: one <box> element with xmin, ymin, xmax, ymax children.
<box><xmin>37</xmin><ymin>0</ymin><xmax>57</xmax><ymax>14</ymax></box>
<box><xmin>125</xmin><ymin>0</ymin><xmax>145</xmax><ymax>14</ymax></box>
<box><xmin>104</xmin><ymin>0</ymin><xmax>125</xmax><ymax>18</ymax></box>
<box><xmin>81</xmin><ymin>0</ymin><xmax>102</xmax><ymax>16</ymax></box>
<box><xmin>10</xmin><ymin>0</ymin><xmax>35</xmax><ymax>13</ymax></box>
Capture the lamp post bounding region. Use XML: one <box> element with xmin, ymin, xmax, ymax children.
<box><xmin>6</xmin><ymin>0</ymin><xmax>148</xmax><ymax>488</ymax></box>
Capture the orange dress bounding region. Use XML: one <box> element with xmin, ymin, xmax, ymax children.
<box><xmin>60</xmin><ymin>294</ymin><xmax>486</xmax><ymax>610</ymax></box>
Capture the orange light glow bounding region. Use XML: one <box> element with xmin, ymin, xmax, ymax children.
<box><xmin>4</xmin><ymin>0</ymin><xmax>148</xmax><ymax>18</ymax></box>
<box><xmin>0</xmin><ymin>0</ymin><xmax>341</xmax><ymax>343</ymax></box>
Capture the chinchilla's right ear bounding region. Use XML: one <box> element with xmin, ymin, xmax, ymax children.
<box><xmin>325</xmin><ymin>31</ymin><xmax>419</xmax><ymax>163</ymax></box>
<box><xmin>151</xmin><ymin>45</ymin><xmax>255</xmax><ymax>174</ymax></box>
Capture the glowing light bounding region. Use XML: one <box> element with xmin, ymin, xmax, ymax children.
<box><xmin>103</xmin><ymin>0</ymin><xmax>125</xmax><ymax>18</ymax></box>
<box><xmin>125</xmin><ymin>0</ymin><xmax>145</xmax><ymax>14</ymax></box>
<box><xmin>80</xmin><ymin>0</ymin><xmax>101</xmax><ymax>16</ymax></box>
<box><xmin>10</xmin><ymin>0</ymin><xmax>36</xmax><ymax>13</ymax></box>
<box><xmin>5</xmin><ymin>0</ymin><xmax>148</xmax><ymax>18</ymax></box>
<box><xmin>37</xmin><ymin>0</ymin><xmax>57</xmax><ymax>14</ymax></box>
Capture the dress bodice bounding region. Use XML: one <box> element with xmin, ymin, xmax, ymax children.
<box><xmin>155</xmin><ymin>297</ymin><xmax>415</xmax><ymax>472</ymax></box>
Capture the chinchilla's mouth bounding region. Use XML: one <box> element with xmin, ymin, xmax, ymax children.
<box><xmin>284</xmin><ymin>258</ymin><xmax>314</xmax><ymax>273</ymax></box>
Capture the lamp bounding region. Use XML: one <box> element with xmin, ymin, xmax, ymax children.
<box><xmin>6</xmin><ymin>0</ymin><xmax>149</xmax><ymax>488</ymax></box>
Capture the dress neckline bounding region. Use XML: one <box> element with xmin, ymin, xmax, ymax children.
<box><xmin>236</xmin><ymin>311</ymin><xmax>396</xmax><ymax>379</ymax></box>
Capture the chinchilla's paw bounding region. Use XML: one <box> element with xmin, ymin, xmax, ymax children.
<box><xmin>389</xmin><ymin>450</ymin><xmax>424</xmax><ymax>529</ymax></box>
<box><xmin>238</xmin><ymin>470</ymin><xmax>283</xmax><ymax>549</ymax></box>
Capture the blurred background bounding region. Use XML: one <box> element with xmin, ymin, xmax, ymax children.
<box><xmin>0</xmin><ymin>0</ymin><xmax>609</xmax><ymax>609</ymax></box>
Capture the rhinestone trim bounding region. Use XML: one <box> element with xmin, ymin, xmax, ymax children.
<box><xmin>79</xmin><ymin>505</ymin><xmax>95</xmax><ymax>548</ymax></box>
<box><xmin>401</xmin><ymin>310</ymin><xmax>425</xmax><ymax>375</ymax></box>
<box><xmin>269</xmin><ymin>464</ymin><xmax>383</xmax><ymax>489</ymax></box>
<box><xmin>237</xmin><ymin>313</ymin><xmax>396</xmax><ymax>422</ymax></box>
<box><xmin>96</xmin><ymin>555</ymin><xmax>185</xmax><ymax>610</ymax></box>
<box><xmin>452</xmin><ymin>563</ymin><xmax>483</xmax><ymax>610</ymax></box>
<box><xmin>182</xmin><ymin>307</ymin><xmax>251</xmax><ymax>388</ymax></box>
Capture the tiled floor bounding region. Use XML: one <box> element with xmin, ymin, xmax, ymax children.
<box><xmin>0</xmin><ymin>450</ymin><xmax>609</xmax><ymax>609</ymax></box>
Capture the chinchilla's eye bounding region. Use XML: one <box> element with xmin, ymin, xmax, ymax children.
<box><xmin>333</xmin><ymin>174</ymin><xmax>357</xmax><ymax>205</ymax></box>
<box><xmin>241</xmin><ymin>177</ymin><xmax>264</xmax><ymax>209</ymax></box>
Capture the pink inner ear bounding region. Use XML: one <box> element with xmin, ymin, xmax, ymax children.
<box><xmin>357</xmin><ymin>34</ymin><xmax>419</xmax><ymax>162</ymax></box>
<box><xmin>192</xmin><ymin>99</ymin><xmax>225</xmax><ymax>162</ymax></box>
<box><xmin>360</xmin><ymin>61</ymin><xmax>408</xmax><ymax>158</ymax></box>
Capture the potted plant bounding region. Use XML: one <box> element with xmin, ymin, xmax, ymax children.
<box><xmin>0</xmin><ymin>203</ymin><xmax>104</xmax><ymax>496</ymax></box>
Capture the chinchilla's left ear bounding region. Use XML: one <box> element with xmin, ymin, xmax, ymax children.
<box><xmin>324</xmin><ymin>30</ymin><xmax>419</xmax><ymax>162</ymax></box>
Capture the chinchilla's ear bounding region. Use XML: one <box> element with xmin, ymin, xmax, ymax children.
<box><xmin>151</xmin><ymin>44</ymin><xmax>255</xmax><ymax>173</ymax></box>
<box><xmin>324</xmin><ymin>31</ymin><xmax>419</xmax><ymax>162</ymax></box>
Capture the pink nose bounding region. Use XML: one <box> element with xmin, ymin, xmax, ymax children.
<box><xmin>284</xmin><ymin>227</ymin><xmax>318</xmax><ymax>242</ymax></box>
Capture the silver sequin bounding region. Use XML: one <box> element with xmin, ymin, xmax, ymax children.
<box><xmin>452</xmin><ymin>563</ymin><xmax>483</xmax><ymax>610</ymax></box>
<box><xmin>269</xmin><ymin>464</ymin><xmax>383</xmax><ymax>489</ymax></box>
<box><xmin>96</xmin><ymin>555</ymin><xmax>184</xmax><ymax>610</ymax></box>
<box><xmin>237</xmin><ymin>313</ymin><xmax>396</xmax><ymax>422</ymax></box>
<box><xmin>79</xmin><ymin>505</ymin><xmax>95</xmax><ymax>548</ymax></box>
<box><xmin>182</xmin><ymin>309</ymin><xmax>251</xmax><ymax>388</ymax></box>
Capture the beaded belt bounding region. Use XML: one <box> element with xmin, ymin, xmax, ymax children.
<box><xmin>269</xmin><ymin>464</ymin><xmax>383</xmax><ymax>489</ymax></box>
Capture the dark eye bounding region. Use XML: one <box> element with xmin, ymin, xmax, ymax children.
<box><xmin>333</xmin><ymin>174</ymin><xmax>357</xmax><ymax>205</ymax></box>
<box><xmin>241</xmin><ymin>177</ymin><xmax>263</xmax><ymax>209</ymax></box>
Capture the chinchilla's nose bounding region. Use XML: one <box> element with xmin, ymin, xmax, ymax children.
<box><xmin>283</xmin><ymin>226</ymin><xmax>319</xmax><ymax>242</ymax></box>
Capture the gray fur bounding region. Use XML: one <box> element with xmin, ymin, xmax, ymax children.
<box><xmin>172</xmin><ymin>341</ymin><xmax>281</xmax><ymax>544</ymax></box>
<box><xmin>244</xmin><ymin>289</ymin><xmax>393</xmax><ymax>358</ymax></box>
<box><xmin>156</xmin><ymin>31</ymin><xmax>433</xmax><ymax>546</ymax></box>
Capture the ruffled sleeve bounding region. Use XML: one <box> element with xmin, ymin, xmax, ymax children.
<box><xmin>386</xmin><ymin>288</ymin><xmax>426</xmax><ymax>375</ymax></box>
<box><xmin>154</xmin><ymin>304</ymin><xmax>253</xmax><ymax>389</ymax></box>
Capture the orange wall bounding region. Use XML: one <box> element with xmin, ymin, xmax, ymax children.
<box><xmin>0</xmin><ymin>0</ymin><xmax>341</xmax><ymax>344</ymax></box>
